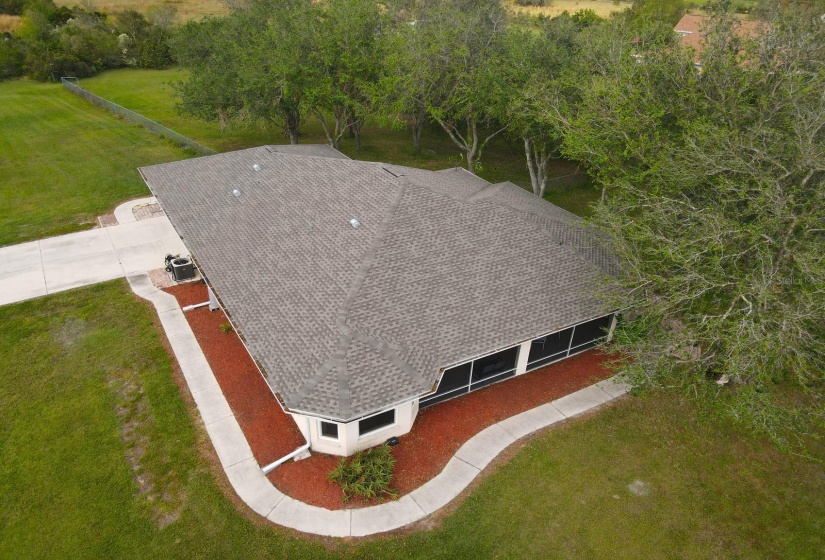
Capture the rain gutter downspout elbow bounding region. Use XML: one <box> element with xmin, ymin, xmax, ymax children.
<box><xmin>260</xmin><ymin>417</ymin><xmax>311</xmax><ymax>475</ymax></box>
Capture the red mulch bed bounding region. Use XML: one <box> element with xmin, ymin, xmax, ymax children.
<box><xmin>164</xmin><ymin>283</ymin><xmax>614</xmax><ymax>511</ymax></box>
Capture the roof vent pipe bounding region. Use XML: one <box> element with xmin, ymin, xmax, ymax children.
<box><xmin>252</xmin><ymin>164</ymin><xmax>261</xmax><ymax>172</ymax></box>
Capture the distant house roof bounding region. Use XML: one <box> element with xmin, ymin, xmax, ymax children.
<box><xmin>140</xmin><ymin>146</ymin><xmax>616</xmax><ymax>421</ymax></box>
<box><xmin>675</xmin><ymin>13</ymin><xmax>766</xmax><ymax>63</ymax></box>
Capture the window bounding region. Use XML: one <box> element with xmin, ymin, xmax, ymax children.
<box><xmin>320</xmin><ymin>421</ymin><xmax>338</xmax><ymax>440</ymax></box>
<box><xmin>571</xmin><ymin>315</ymin><xmax>613</xmax><ymax>351</ymax></box>
<box><xmin>528</xmin><ymin>328</ymin><xmax>573</xmax><ymax>365</ymax></box>
<box><xmin>358</xmin><ymin>409</ymin><xmax>395</xmax><ymax>437</ymax></box>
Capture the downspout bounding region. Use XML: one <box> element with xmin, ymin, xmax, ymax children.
<box><xmin>260</xmin><ymin>416</ymin><xmax>311</xmax><ymax>475</ymax></box>
<box><xmin>182</xmin><ymin>301</ymin><xmax>210</xmax><ymax>311</ymax></box>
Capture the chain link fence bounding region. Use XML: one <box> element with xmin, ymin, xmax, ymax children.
<box><xmin>61</xmin><ymin>77</ymin><xmax>217</xmax><ymax>157</ymax></box>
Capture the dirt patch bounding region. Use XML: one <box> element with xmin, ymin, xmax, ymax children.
<box><xmin>164</xmin><ymin>283</ymin><xmax>615</xmax><ymax>511</ymax></box>
<box><xmin>109</xmin><ymin>368</ymin><xmax>185</xmax><ymax>528</ymax></box>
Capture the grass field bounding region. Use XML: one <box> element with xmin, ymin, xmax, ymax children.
<box><xmin>79</xmin><ymin>68</ymin><xmax>597</xmax><ymax>215</ymax></box>
<box><xmin>0</xmin><ymin>80</ymin><xmax>190</xmax><ymax>247</ymax></box>
<box><xmin>0</xmin><ymin>14</ymin><xmax>21</xmax><ymax>33</ymax></box>
<box><xmin>53</xmin><ymin>0</ymin><xmax>228</xmax><ymax>21</ymax></box>
<box><xmin>1</xmin><ymin>282</ymin><xmax>823</xmax><ymax>559</ymax></box>
<box><xmin>506</xmin><ymin>0</ymin><xmax>632</xmax><ymax>19</ymax></box>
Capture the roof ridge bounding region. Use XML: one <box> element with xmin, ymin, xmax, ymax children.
<box><xmin>293</xmin><ymin>176</ymin><xmax>410</xmax><ymax>419</ymax></box>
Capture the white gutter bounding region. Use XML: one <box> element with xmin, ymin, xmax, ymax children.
<box><xmin>260</xmin><ymin>417</ymin><xmax>311</xmax><ymax>474</ymax></box>
<box><xmin>182</xmin><ymin>301</ymin><xmax>210</xmax><ymax>311</ymax></box>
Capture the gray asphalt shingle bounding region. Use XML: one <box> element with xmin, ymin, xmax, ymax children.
<box><xmin>140</xmin><ymin>145</ymin><xmax>615</xmax><ymax>421</ymax></box>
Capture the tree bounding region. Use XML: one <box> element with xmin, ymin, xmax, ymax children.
<box><xmin>564</xmin><ymin>4</ymin><xmax>825</xmax><ymax>448</ymax></box>
<box><xmin>306</xmin><ymin>0</ymin><xmax>384</xmax><ymax>151</ymax></box>
<box><xmin>172</xmin><ymin>1</ymin><xmax>315</xmax><ymax>144</ymax></box>
<box><xmin>501</xmin><ymin>13</ymin><xmax>602</xmax><ymax>197</ymax></box>
<box><xmin>411</xmin><ymin>0</ymin><xmax>509</xmax><ymax>173</ymax></box>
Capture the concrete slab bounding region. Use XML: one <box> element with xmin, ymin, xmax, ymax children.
<box><xmin>157</xmin><ymin>308</ymin><xmax>192</xmax><ymax>339</ymax></box>
<box><xmin>0</xmin><ymin>240</ymin><xmax>41</xmax><ymax>275</ymax></box>
<box><xmin>597</xmin><ymin>376</ymin><xmax>632</xmax><ymax>398</ymax></box>
<box><xmin>113</xmin><ymin>196</ymin><xmax>156</xmax><ymax>224</ymax></box>
<box><xmin>167</xmin><ymin>331</ymin><xmax>207</xmax><ymax>366</ymax></box>
<box><xmin>552</xmin><ymin>384</ymin><xmax>612</xmax><ymax>418</ymax></box>
<box><xmin>125</xmin><ymin>273</ymin><xmax>159</xmax><ymax>298</ymax></box>
<box><xmin>107</xmin><ymin>217</ymin><xmax>179</xmax><ymax>250</ymax></box>
<box><xmin>498</xmin><ymin>405</ymin><xmax>561</xmax><ymax>441</ymax></box>
<box><xmin>268</xmin><ymin>497</ymin><xmax>352</xmax><ymax>538</ymax></box>
<box><xmin>350</xmin><ymin>495</ymin><xmax>425</xmax><ymax>536</ymax></box>
<box><xmin>454</xmin><ymin>424</ymin><xmax>516</xmax><ymax>471</ymax></box>
<box><xmin>206</xmin><ymin>415</ymin><xmax>254</xmax><ymax>468</ymax></box>
<box><xmin>178</xmin><ymin>354</ymin><xmax>219</xmax><ymax>393</ymax></box>
<box><xmin>115</xmin><ymin>235</ymin><xmax>189</xmax><ymax>275</ymax></box>
<box><xmin>529</xmin><ymin>402</ymin><xmax>568</xmax><ymax>426</ymax></box>
<box><xmin>39</xmin><ymin>229</ymin><xmax>113</xmax><ymax>264</ymax></box>
<box><xmin>142</xmin><ymin>289</ymin><xmax>182</xmax><ymax>313</ymax></box>
<box><xmin>192</xmin><ymin>384</ymin><xmax>234</xmax><ymax>425</ymax></box>
<box><xmin>225</xmin><ymin>458</ymin><xmax>286</xmax><ymax>517</ymax></box>
<box><xmin>0</xmin><ymin>268</ymin><xmax>47</xmax><ymax>305</ymax></box>
<box><xmin>42</xmin><ymin>250</ymin><xmax>123</xmax><ymax>294</ymax></box>
<box><xmin>410</xmin><ymin>457</ymin><xmax>479</xmax><ymax>515</ymax></box>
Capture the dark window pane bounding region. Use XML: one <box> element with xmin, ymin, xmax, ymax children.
<box><xmin>320</xmin><ymin>421</ymin><xmax>338</xmax><ymax>439</ymax></box>
<box><xmin>436</xmin><ymin>362</ymin><xmax>472</xmax><ymax>395</ymax></box>
<box><xmin>528</xmin><ymin>328</ymin><xmax>573</xmax><ymax>363</ymax></box>
<box><xmin>525</xmin><ymin>351</ymin><xmax>567</xmax><ymax>372</ymax></box>
<box><xmin>472</xmin><ymin>346</ymin><xmax>518</xmax><ymax>382</ymax></box>
<box><xmin>470</xmin><ymin>369</ymin><xmax>515</xmax><ymax>391</ymax></box>
<box><xmin>420</xmin><ymin>386</ymin><xmax>469</xmax><ymax>408</ymax></box>
<box><xmin>358</xmin><ymin>409</ymin><xmax>395</xmax><ymax>436</ymax></box>
<box><xmin>571</xmin><ymin>315</ymin><xmax>613</xmax><ymax>348</ymax></box>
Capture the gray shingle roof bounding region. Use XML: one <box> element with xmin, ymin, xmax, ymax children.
<box><xmin>139</xmin><ymin>145</ymin><xmax>615</xmax><ymax>421</ymax></box>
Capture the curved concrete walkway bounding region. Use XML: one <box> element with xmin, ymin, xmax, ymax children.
<box><xmin>128</xmin><ymin>271</ymin><xmax>630</xmax><ymax>537</ymax></box>
<box><xmin>2</xmin><ymin>198</ymin><xmax>631</xmax><ymax>538</ymax></box>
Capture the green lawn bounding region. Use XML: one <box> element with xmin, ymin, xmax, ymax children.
<box><xmin>2</xmin><ymin>283</ymin><xmax>823</xmax><ymax>559</ymax></box>
<box><xmin>0</xmin><ymin>80</ymin><xmax>191</xmax><ymax>247</ymax></box>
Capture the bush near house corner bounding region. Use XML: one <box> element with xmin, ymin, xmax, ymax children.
<box><xmin>328</xmin><ymin>444</ymin><xmax>399</xmax><ymax>503</ymax></box>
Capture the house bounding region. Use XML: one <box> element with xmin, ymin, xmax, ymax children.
<box><xmin>674</xmin><ymin>13</ymin><xmax>766</xmax><ymax>69</ymax></box>
<box><xmin>139</xmin><ymin>145</ymin><xmax>618</xmax><ymax>457</ymax></box>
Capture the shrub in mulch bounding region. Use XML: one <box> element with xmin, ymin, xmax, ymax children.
<box><xmin>328</xmin><ymin>444</ymin><xmax>399</xmax><ymax>503</ymax></box>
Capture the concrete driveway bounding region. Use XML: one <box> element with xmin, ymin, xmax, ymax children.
<box><xmin>0</xmin><ymin>197</ymin><xmax>188</xmax><ymax>306</ymax></box>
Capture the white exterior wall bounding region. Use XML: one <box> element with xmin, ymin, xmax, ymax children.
<box><xmin>290</xmin><ymin>399</ymin><xmax>419</xmax><ymax>457</ymax></box>
<box><xmin>515</xmin><ymin>340</ymin><xmax>531</xmax><ymax>376</ymax></box>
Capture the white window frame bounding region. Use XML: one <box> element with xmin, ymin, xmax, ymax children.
<box><xmin>318</xmin><ymin>420</ymin><xmax>340</xmax><ymax>441</ymax></box>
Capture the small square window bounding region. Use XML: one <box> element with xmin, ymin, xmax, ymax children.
<box><xmin>320</xmin><ymin>421</ymin><xmax>339</xmax><ymax>439</ymax></box>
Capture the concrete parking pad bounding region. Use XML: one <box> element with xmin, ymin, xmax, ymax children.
<box><xmin>0</xmin><ymin>240</ymin><xmax>41</xmax><ymax>275</ymax></box>
<box><xmin>0</xmin><ymin>268</ymin><xmax>47</xmax><ymax>306</ymax></box>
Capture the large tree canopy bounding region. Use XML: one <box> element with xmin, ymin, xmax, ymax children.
<box><xmin>564</xmin><ymin>4</ymin><xmax>825</xmax><ymax>448</ymax></box>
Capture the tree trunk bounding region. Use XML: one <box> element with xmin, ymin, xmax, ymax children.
<box><xmin>412</xmin><ymin>106</ymin><xmax>425</xmax><ymax>152</ymax></box>
<box><xmin>525</xmin><ymin>137</ymin><xmax>549</xmax><ymax>198</ymax></box>
<box><xmin>465</xmin><ymin>118</ymin><xmax>480</xmax><ymax>174</ymax></box>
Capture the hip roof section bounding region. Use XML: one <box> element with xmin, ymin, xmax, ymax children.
<box><xmin>140</xmin><ymin>145</ymin><xmax>615</xmax><ymax>421</ymax></box>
